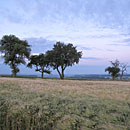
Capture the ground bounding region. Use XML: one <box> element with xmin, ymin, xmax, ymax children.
<box><xmin>0</xmin><ymin>78</ymin><xmax>130</xmax><ymax>129</ymax></box>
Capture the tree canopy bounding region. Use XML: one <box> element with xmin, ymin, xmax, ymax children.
<box><xmin>46</xmin><ymin>41</ymin><xmax>82</xmax><ymax>79</ymax></box>
<box><xmin>0</xmin><ymin>35</ymin><xmax>31</xmax><ymax>77</ymax></box>
<box><xmin>105</xmin><ymin>60</ymin><xmax>120</xmax><ymax>80</ymax></box>
<box><xmin>27</xmin><ymin>53</ymin><xmax>51</xmax><ymax>78</ymax></box>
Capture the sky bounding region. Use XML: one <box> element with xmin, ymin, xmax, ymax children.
<box><xmin>0</xmin><ymin>0</ymin><xmax>130</xmax><ymax>75</ymax></box>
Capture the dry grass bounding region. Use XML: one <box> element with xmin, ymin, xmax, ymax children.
<box><xmin>0</xmin><ymin>78</ymin><xmax>130</xmax><ymax>129</ymax></box>
<box><xmin>0</xmin><ymin>77</ymin><xmax>130</xmax><ymax>101</ymax></box>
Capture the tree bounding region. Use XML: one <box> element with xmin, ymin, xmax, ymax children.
<box><xmin>27</xmin><ymin>53</ymin><xmax>51</xmax><ymax>78</ymax></box>
<box><xmin>46</xmin><ymin>41</ymin><xmax>82</xmax><ymax>79</ymax></box>
<box><xmin>111</xmin><ymin>59</ymin><xmax>120</xmax><ymax>68</ymax></box>
<box><xmin>120</xmin><ymin>63</ymin><xmax>129</xmax><ymax>80</ymax></box>
<box><xmin>105</xmin><ymin>59</ymin><xmax>120</xmax><ymax>80</ymax></box>
<box><xmin>0</xmin><ymin>35</ymin><xmax>31</xmax><ymax>77</ymax></box>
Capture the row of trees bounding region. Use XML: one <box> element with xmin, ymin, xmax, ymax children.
<box><xmin>105</xmin><ymin>59</ymin><xmax>129</xmax><ymax>80</ymax></box>
<box><xmin>0</xmin><ymin>35</ymin><xmax>82</xmax><ymax>79</ymax></box>
<box><xmin>0</xmin><ymin>35</ymin><xmax>129</xmax><ymax>80</ymax></box>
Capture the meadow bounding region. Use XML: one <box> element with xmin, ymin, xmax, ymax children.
<box><xmin>0</xmin><ymin>78</ymin><xmax>130</xmax><ymax>130</ymax></box>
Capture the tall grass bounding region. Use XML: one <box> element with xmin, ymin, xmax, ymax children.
<box><xmin>0</xmin><ymin>78</ymin><xmax>130</xmax><ymax>129</ymax></box>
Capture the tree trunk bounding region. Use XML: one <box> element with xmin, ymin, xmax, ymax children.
<box><xmin>12</xmin><ymin>72</ymin><xmax>16</xmax><ymax>77</ymax></box>
<box><xmin>112</xmin><ymin>76</ymin><xmax>115</xmax><ymax>80</ymax></box>
<box><xmin>57</xmin><ymin>67</ymin><xmax>64</xmax><ymax>80</ymax></box>
<box><xmin>61</xmin><ymin>69</ymin><xmax>64</xmax><ymax>80</ymax></box>
<box><xmin>60</xmin><ymin>75</ymin><xmax>64</xmax><ymax>80</ymax></box>
<box><xmin>120</xmin><ymin>72</ymin><xmax>123</xmax><ymax>80</ymax></box>
<box><xmin>120</xmin><ymin>75</ymin><xmax>122</xmax><ymax>80</ymax></box>
<box><xmin>41</xmin><ymin>72</ymin><xmax>44</xmax><ymax>79</ymax></box>
<box><xmin>12</xmin><ymin>67</ymin><xmax>16</xmax><ymax>77</ymax></box>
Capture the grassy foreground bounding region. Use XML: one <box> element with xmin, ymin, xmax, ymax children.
<box><xmin>0</xmin><ymin>78</ymin><xmax>130</xmax><ymax>130</ymax></box>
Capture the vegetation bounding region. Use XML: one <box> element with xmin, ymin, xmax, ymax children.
<box><xmin>0</xmin><ymin>34</ymin><xmax>129</xmax><ymax>81</ymax></box>
<box><xmin>0</xmin><ymin>34</ymin><xmax>130</xmax><ymax>129</ymax></box>
<box><xmin>0</xmin><ymin>78</ymin><xmax>130</xmax><ymax>129</ymax></box>
<box><xmin>27</xmin><ymin>53</ymin><xmax>51</xmax><ymax>78</ymax></box>
<box><xmin>105</xmin><ymin>60</ymin><xmax>129</xmax><ymax>80</ymax></box>
<box><xmin>0</xmin><ymin>35</ymin><xmax>82</xmax><ymax>79</ymax></box>
<box><xmin>46</xmin><ymin>42</ymin><xmax>82</xmax><ymax>79</ymax></box>
<box><xmin>0</xmin><ymin>35</ymin><xmax>31</xmax><ymax>77</ymax></box>
<box><xmin>105</xmin><ymin>60</ymin><xmax>120</xmax><ymax>80</ymax></box>
<box><xmin>120</xmin><ymin>63</ymin><xmax>130</xmax><ymax>80</ymax></box>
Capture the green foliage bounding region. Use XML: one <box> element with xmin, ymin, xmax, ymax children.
<box><xmin>27</xmin><ymin>53</ymin><xmax>51</xmax><ymax>78</ymax></box>
<box><xmin>105</xmin><ymin>67</ymin><xmax>120</xmax><ymax>80</ymax></box>
<box><xmin>105</xmin><ymin>59</ymin><xmax>120</xmax><ymax>80</ymax></box>
<box><xmin>0</xmin><ymin>35</ymin><xmax>31</xmax><ymax>77</ymax></box>
<box><xmin>46</xmin><ymin>42</ymin><xmax>82</xmax><ymax>79</ymax></box>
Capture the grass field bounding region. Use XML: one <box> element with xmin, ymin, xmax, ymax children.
<box><xmin>0</xmin><ymin>78</ymin><xmax>130</xmax><ymax>130</ymax></box>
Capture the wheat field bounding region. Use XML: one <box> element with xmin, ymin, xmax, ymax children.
<box><xmin>0</xmin><ymin>78</ymin><xmax>130</xmax><ymax>129</ymax></box>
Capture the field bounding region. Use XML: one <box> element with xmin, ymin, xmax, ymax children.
<box><xmin>0</xmin><ymin>78</ymin><xmax>130</xmax><ymax>130</ymax></box>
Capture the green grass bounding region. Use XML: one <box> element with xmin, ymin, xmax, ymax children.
<box><xmin>0</xmin><ymin>74</ymin><xmax>37</xmax><ymax>79</ymax></box>
<box><xmin>0</xmin><ymin>78</ymin><xmax>130</xmax><ymax>130</ymax></box>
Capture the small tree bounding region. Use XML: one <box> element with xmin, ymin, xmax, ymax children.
<box><xmin>27</xmin><ymin>53</ymin><xmax>51</xmax><ymax>78</ymax></box>
<box><xmin>0</xmin><ymin>35</ymin><xmax>31</xmax><ymax>77</ymax></box>
<box><xmin>46</xmin><ymin>42</ymin><xmax>82</xmax><ymax>79</ymax></box>
<box><xmin>105</xmin><ymin>59</ymin><xmax>120</xmax><ymax>80</ymax></box>
<box><xmin>120</xmin><ymin>63</ymin><xmax>129</xmax><ymax>80</ymax></box>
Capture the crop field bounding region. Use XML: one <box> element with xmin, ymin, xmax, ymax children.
<box><xmin>0</xmin><ymin>78</ymin><xmax>130</xmax><ymax>130</ymax></box>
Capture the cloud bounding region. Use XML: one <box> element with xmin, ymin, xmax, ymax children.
<box><xmin>0</xmin><ymin>5</ymin><xmax>24</xmax><ymax>24</ymax></box>
<box><xmin>1</xmin><ymin>0</ymin><xmax>130</xmax><ymax>31</ymax></box>
<box><xmin>82</xmin><ymin>57</ymin><xmax>102</xmax><ymax>60</ymax></box>
<box><xmin>127</xmin><ymin>43</ymin><xmax>130</xmax><ymax>46</ymax></box>
<box><xmin>106</xmin><ymin>49</ymin><xmax>115</xmax><ymax>52</ymax></box>
<box><xmin>119</xmin><ymin>38</ymin><xmax>130</xmax><ymax>46</ymax></box>
<box><xmin>24</xmin><ymin>37</ymin><xmax>55</xmax><ymax>53</ymax></box>
<box><xmin>78</xmin><ymin>46</ymin><xmax>92</xmax><ymax>51</ymax></box>
<box><xmin>0</xmin><ymin>0</ymin><xmax>130</xmax><ymax>67</ymax></box>
<box><xmin>109</xmin><ymin>37</ymin><xmax>130</xmax><ymax>47</ymax></box>
<box><xmin>107</xmin><ymin>43</ymin><xmax>123</xmax><ymax>46</ymax></box>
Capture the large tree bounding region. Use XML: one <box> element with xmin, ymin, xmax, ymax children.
<box><xmin>0</xmin><ymin>35</ymin><xmax>31</xmax><ymax>77</ymax></box>
<box><xmin>27</xmin><ymin>53</ymin><xmax>51</xmax><ymax>78</ymax></box>
<box><xmin>105</xmin><ymin>59</ymin><xmax>120</xmax><ymax>80</ymax></box>
<box><xmin>46</xmin><ymin>42</ymin><xmax>82</xmax><ymax>79</ymax></box>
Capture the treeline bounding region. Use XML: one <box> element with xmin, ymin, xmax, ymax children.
<box><xmin>0</xmin><ymin>35</ymin><xmax>82</xmax><ymax>79</ymax></box>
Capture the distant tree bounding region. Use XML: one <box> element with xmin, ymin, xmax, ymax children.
<box><xmin>0</xmin><ymin>35</ymin><xmax>31</xmax><ymax>77</ymax></box>
<box><xmin>105</xmin><ymin>59</ymin><xmax>120</xmax><ymax>80</ymax></box>
<box><xmin>119</xmin><ymin>63</ymin><xmax>129</xmax><ymax>80</ymax></box>
<box><xmin>27</xmin><ymin>53</ymin><xmax>51</xmax><ymax>78</ymax></box>
<box><xmin>46</xmin><ymin>42</ymin><xmax>82</xmax><ymax>79</ymax></box>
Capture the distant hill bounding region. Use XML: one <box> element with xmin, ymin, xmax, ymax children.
<box><xmin>67</xmin><ymin>74</ymin><xmax>130</xmax><ymax>80</ymax></box>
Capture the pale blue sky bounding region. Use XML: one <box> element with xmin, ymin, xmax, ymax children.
<box><xmin>0</xmin><ymin>0</ymin><xmax>130</xmax><ymax>75</ymax></box>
